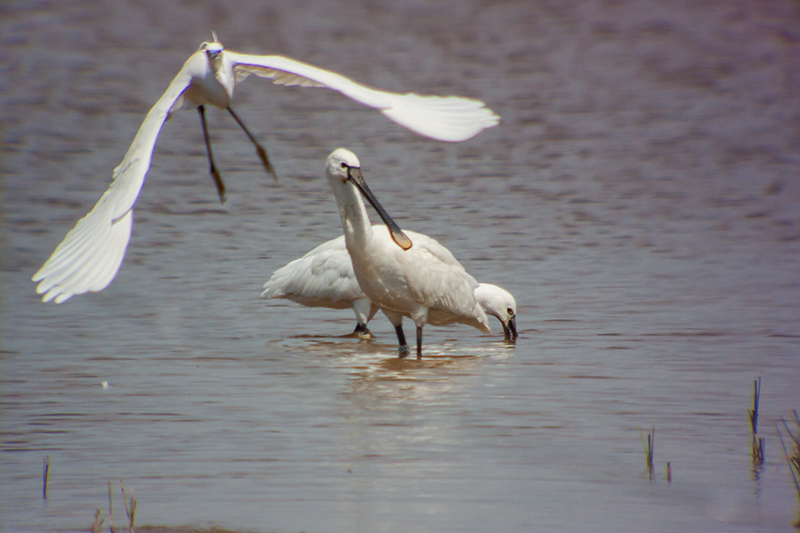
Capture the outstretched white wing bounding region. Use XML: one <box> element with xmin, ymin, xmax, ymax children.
<box><xmin>31</xmin><ymin>52</ymin><xmax>203</xmax><ymax>303</ymax></box>
<box><xmin>226</xmin><ymin>52</ymin><xmax>500</xmax><ymax>142</ymax></box>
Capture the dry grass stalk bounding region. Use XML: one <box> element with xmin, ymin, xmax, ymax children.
<box><xmin>777</xmin><ymin>410</ymin><xmax>800</xmax><ymax>497</ymax></box>
<box><xmin>121</xmin><ymin>480</ymin><xmax>137</xmax><ymax>533</ymax></box>
<box><xmin>748</xmin><ymin>377</ymin><xmax>764</xmax><ymax>467</ymax></box>
<box><xmin>42</xmin><ymin>455</ymin><xmax>51</xmax><ymax>500</ymax></box>
<box><xmin>90</xmin><ymin>509</ymin><xmax>104</xmax><ymax>533</ymax></box>
<box><xmin>109</xmin><ymin>479</ymin><xmax>116</xmax><ymax>533</ymax></box>
<box><xmin>776</xmin><ymin>410</ymin><xmax>800</xmax><ymax>528</ymax></box>
<box><xmin>639</xmin><ymin>425</ymin><xmax>655</xmax><ymax>480</ymax></box>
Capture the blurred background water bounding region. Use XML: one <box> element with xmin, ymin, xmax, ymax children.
<box><xmin>2</xmin><ymin>0</ymin><xmax>799</xmax><ymax>531</ymax></box>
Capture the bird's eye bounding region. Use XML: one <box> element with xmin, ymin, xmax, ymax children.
<box><xmin>340</xmin><ymin>162</ymin><xmax>348</xmax><ymax>169</ymax></box>
<box><xmin>507</xmin><ymin>308</ymin><xmax>514</xmax><ymax>317</ymax></box>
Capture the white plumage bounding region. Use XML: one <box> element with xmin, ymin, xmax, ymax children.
<box><xmin>324</xmin><ymin>148</ymin><xmax>492</xmax><ymax>358</ymax></box>
<box><xmin>262</xmin><ymin>235</ymin><xmax>379</xmax><ymax>336</ymax></box>
<box><xmin>32</xmin><ymin>37</ymin><xmax>500</xmax><ymax>304</ymax></box>
<box><xmin>262</xmin><ymin>229</ymin><xmax>518</xmax><ymax>342</ymax></box>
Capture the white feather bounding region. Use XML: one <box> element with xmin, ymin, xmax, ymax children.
<box><xmin>33</xmin><ymin>39</ymin><xmax>499</xmax><ymax>303</ymax></box>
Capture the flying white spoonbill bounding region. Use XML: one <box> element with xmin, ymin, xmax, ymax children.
<box><xmin>32</xmin><ymin>36</ymin><xmax>500</xmax><ymax>304</ymax></box>
<box><xmin>261</xmin><ymin>230</ymin><xmax>518</xmax><ymax>342</ymax></box>
<box><xmin>324</xmin><ymin>148</ymin><xmax>491</xmax><ymax>358</ymax></box>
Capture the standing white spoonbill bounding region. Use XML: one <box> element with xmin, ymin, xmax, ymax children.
<box><xmin>32</xmin><ymin>36</ymin><xmax>500</xmax><ymax>304</ymax></box>
<box><xmin>324</xmin><ymin>148</ymin><xmax>490</xmax><ymax>358</ymax></box>
<box><xmin>261</xmin><ymin>229</ymin><xmax>518</xmax><ymax>342</ymax></box>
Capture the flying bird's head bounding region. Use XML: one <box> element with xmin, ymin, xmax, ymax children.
<box><xmin>199</xmin><ymin>37</ymin><xmax>224</xmax><ymax>62</ymax></box>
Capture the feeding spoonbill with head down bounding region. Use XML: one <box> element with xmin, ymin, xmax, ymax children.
<box><xmin>32</xmin><ymin>36</ymin><xmax>500</xmax><ymax>304</ymax></box>
<box><xmin>261</xmin><ymin>229</ymin><xmax>518</xmax><ymax>342</ymax></box>
<box><xmin>324</xmin><ymin>148</ymin><xmax>492</xmax><ymax>358</ymax></box>
<box><xmin>473</xmin><ymin>282</ymin><xmax>518</xmax><ymax>343</ymax></box>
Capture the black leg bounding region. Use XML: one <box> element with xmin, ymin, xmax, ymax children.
<box><xmin>354</xmin><ymin>322</ymin><xmax>372</xmax><ymax>338</ymax></box>
<box><xmin>198</xmin><ymin>106</ymin><xmax>226</xmax><ymax>203</ymax></box>
<box><xmin>226</xmin><ymin>107</ymin><xmax>278</xmax><ymax>181</ymax></box>
<box><xmin>416</xmin><ymin>325</ymin><xmax>423</xmax><ymax>359</ymax></box>
<box><xmin>394</xmin><ymin>324</ymin><xmax>409</xmax><ymax>358</ymax></box>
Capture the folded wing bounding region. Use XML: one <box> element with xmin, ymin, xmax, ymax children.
<box><xmin>261</xmin><ymin>235</ymin><xmax>366</xmax><ymax>307</ymax></box>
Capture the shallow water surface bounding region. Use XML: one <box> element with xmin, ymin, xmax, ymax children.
<box><xmin>2</xmin><ymin>1</ymin><xmax>800</xmax><ymax>532</ymax></box>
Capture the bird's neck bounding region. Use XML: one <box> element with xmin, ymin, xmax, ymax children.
<box><xmin>336</xmin><ymin>183</ymin><xmax>372</xmax><ymax>250</ymax></box>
